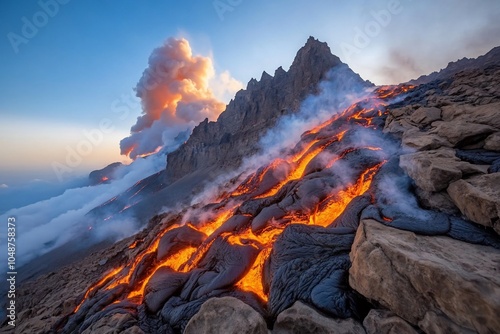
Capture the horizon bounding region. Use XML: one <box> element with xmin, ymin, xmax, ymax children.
<box><xmin>1</xmin><ymin>0</ymin><xmax>500</xmax><ymax>212</ymax></box>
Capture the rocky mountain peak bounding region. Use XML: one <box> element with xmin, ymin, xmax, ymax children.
<box><xmin>290</xmin><ymin>36</ymin><xmax>341</xmax><ymax>74</ymax></box>
<box><xmin>165</xmin><ymin>37</ymin><xmax>369</xmax><ymax>180</ymax></box>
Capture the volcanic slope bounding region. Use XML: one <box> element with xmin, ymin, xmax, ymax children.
<box><xmin>8</xmin><ymin>40</ymin><xmax>500</xmax><ymax>334</ymax></box>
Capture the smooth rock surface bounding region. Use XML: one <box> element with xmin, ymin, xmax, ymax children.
<box><xmin>183</xmin><ymin>297</ymin><xmax>268</xmax><ymax>334</ymax></box>
<box><xmin>273</xmin><ymin>301</ymin><xmax>365</xmax><ymax>334</ymax></box>
<box><xmin>349</xmin><ymin>219</ymin><xmax>500</xmax><ymax>333</ymax></box>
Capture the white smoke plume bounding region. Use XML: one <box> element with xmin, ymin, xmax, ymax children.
<box><xmin>0</xmin><ymin>154</ymin><xmax>166</xmax><ymax>267</ymax></box>
<box><xmin>121</xmin><ymin>37</ymin><xmax>241</xmax><ymax>159</ymax></box>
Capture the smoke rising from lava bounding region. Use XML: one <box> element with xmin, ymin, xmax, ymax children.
<box><xmin>120</xmin><ymin>38</ymin><xmax>241</xmax><ymax>159</ymax></box>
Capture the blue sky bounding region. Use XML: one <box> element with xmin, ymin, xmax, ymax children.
<box><xmin>0</xmin><ymin>0</ymin><xmax>499</xmax><ymax>201</ymax></box>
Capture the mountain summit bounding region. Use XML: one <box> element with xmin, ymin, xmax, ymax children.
<box><xmin>89</xmin><ymin>37</ymin><xmax>370</xmax><ymax>220</ymax></box>
<box><xmin>166</xmin><ymin>37</ymin><xmax>369</xmax><ymax>180</ymax></box>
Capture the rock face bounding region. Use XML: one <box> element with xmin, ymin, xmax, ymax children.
<box><xmin>183</xmin><ymin>297</ymin><xmax>268</xmax><ymax>334</ymax></box>
<box><xmin>166</xmin><ymin>37</ymin><xmax>371</xmax><ymax>180</ymax></box>
<box><xmin>362</xmin><ymin>309</ymin><xmax>418</xmax><ymax>334</ymax></box>
<box><xmin>448</xmin><ymin>173</ymin><xmax>500</xmax><ymax>234</ymax></box>
<box><xmin>399</xmin><ymin>148</ymin><xmax>485</xmax><ymax>192</ymax></box>
<box><xmin>385</xmin><ymin>62</ymin><xmax>500</xmax><ymax>224</ymax></box>
<box><xmin>349</xmin><ymin>219</ymin><xmax>500</xmax><ymax>333</ymax></box>
<box><xmin>273</xmin><ymin>301</ymin><xmax>365</xmax><ymax>334</ymax></box>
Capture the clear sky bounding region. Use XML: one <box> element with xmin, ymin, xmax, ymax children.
<box><xmin>1</xmin><ymin>0</ymin><xmax>499</xmax><ymax>189</ymax></box>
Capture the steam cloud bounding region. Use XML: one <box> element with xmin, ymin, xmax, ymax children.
<box><xmin>121</xmin><ymin>38</ymin><xmax>241</xmax><ymax>159</ymax></box>
<box><xmin>0</xmin><ymin>154</ymin><xmax>166</xmax><ymax>267</ymax></box>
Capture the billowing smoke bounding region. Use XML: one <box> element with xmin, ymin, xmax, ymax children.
<box><xmin>120</xmin><ymin>38</ymin><xmax>240</xmax><ymax>159</ymax></box>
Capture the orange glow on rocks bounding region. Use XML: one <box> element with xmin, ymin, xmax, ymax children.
<box><xmin>73</xmin><ymin>85</ymin><xmax>410</xmax><ymax>316</ymax></box>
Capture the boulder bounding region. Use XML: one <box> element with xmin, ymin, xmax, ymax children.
<box><xmin>430</xmin><ymin>120</ymin><xmax>495</xmax><ymax>147</ymax></box>
<box><xmin>362</xmin><ymin>309</ymin><xmax>418</xmax><ymax>334</ymax></box>
<box><xmin>484</xmin><ymin>132</ymin><xmax>500</xmax><ymax>151</ymax></box>
<box><xmin>273</xmin><ymin>301</ymin><xmax>365</xmax><ymax>334</ymax></box>
<box><xmin>447</xmin><ymin>173</ymin><xmax>500</xmax><ymax>234</ymax></box>
<box><xmin>349</xmin><ymin>219</ymin><xmax>500</xmax><ymax>333</ymax></box>
<box><xmin>399</xmin><ymin>149</ymin><xmax>485</xmax><ymax>192</ymax></box>
<box><xmin>402</xmin><ymin>130</ymin><xmax>450</xmax><ymax>151</ymax></box>
<box><xmin>409</xmin><ymin>107</ymin><xmax>441</xmax><ymax>125</ymax></box>
<box><xmin>183</xmin><ymin>297</ymin><xmax>268</xmax><ymax>334</ymax></box>
<box><xmin>441</xmin><ymin>102</ymin><xmax>500</xmax><ymax>129</ymax></box>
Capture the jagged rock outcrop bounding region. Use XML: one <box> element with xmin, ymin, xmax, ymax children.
<box><xmin>385</xmin><ymin>63</ymin><xmax>500</xmax><ymax>225</ymax></box>
<box><xmin>273</xmin><ymin>301</ymin><xmax>365</xmax><ymax>334</ymax></box>
<box><xmin>183</xmin><ymin>297</ymin><xmax>268</xmax><ymax>334</ymax></box>
<box><xmin>166</xmin><ymin>37</ymin><xmax>370</xmax><ymax>180</ymax></box>
<box><xmin>349</xmin><ymin>219</ymin><xmax>500</xmax><ymax>333</ymax></box>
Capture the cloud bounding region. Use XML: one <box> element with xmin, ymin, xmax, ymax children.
<box><xmin>0</xmin><ymin>153</ymin><xmax>166</xmax><ymax>266</ymax></box>
<box><xmin>376</xmin><ymin>49</ymin><xmax>423</xmax><ymax>84</ymax></box>
<box><xmin>0</xmin><ymin>184</ymin><xmax>8</xmax><ymax>189</ymax></box>
<box><xmin>210</xmin><ymin>70</ymin><xmax>244</xmax><ymax>103</ymax></box>
<box><xmin>120</xmin><ymin>38</ymin><xmax>239</xmax><ymax>159</ymax></box>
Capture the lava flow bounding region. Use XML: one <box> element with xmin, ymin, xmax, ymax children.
<box><xmin>68</xmin><ymin>85</ymin><xmax>414</xmax><ymax>328</ymax></box>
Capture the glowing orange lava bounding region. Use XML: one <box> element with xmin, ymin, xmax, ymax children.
<box><xmin>75</xmin><ymin>85</ymin><xmax>410</xmax><ymax>312</ymax></box>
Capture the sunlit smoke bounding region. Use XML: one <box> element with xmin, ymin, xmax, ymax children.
<box><xmin>120</xmin><ymin>37</ymin><xmax>241</xmax><ymax>159</ymax></box>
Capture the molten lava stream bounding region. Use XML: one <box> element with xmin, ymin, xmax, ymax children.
<box><xmin>310</xmin><ymin>162</ymin><xmax>384</xmax><ymax>227</ymax></box>
<box><xmin>127</xmin><ymin>246</ymin><xmax>198</xmax><ymax>299</ymax></box>
<box><xmin>126</xmin><ymin>207</ymin><xmax>238</xmax><ymax>300</ymax></box>
<box><xmin>225</xmin><ymin>226</ymin><xmax>285</xmax><ymax>301</ymax></box>
<box><xmin>235</xmin><ymin>247</ymin><xmax>272</xmax><ymax>301</ymax></box>
<box><xmin>73</xmin><ymin>266</ymin><xmax>125</xmax><ymax>313</ymax></box>
<box><xmin>255</xmin><ymin>135</ymin><xmax>342</xmax><ymax>199</ymax></box>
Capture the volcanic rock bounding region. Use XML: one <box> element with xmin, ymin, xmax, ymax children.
<box><xmin>166</xmin><ymin>37</ymin><xmax>371</xmax><ymax>181</ymax></box>
<box><xmin>484</xmin><ymin>133</ymin><xmax>500</xmax><ymax>151</ymax></box>
<box><xmin>81</xmin><ymin>313</ymin><xmax>144</xmax><ymax>334</ymax></box>
<box><xmin>266</xmin><ymin>224</ymin><xmax>364</xmax><ymax>319</ymax></box>
<box><xmin>89</xmin><ymin>162</ymin><xmax>123</xmax><ymax>185</ymax></box>
<box><xmin>349</xmin><ymin>219</ymin><xmax>500</xmax><ymax>333</ymax></box>
<box><xmin>362</xmin><ymin>309</ymin><xmax>418</xmax><ymax>334</ymax></box>
<box><xmin>430</xmin><ymin>120</ymin><xmax>495</xmax><ymax>147</ymax></box>
<box><xmin>447</xmin><ymin>173</ymin><xmax>500</xmax><ymax>234</ymax></box>
<box><xmin>441</xmin><ymin>102</ymin><xmax>500</xmax><ymax>129</ymax></box>
<box><xmin>144</xmin><ymin>267</ymin><xmax>190</xmax><ymax>313</ymax></box>
<box><xmin>409</xmin><ymin>106</ymin><xmax>441</xmax><ymax>125</ymax></box>
<box><xmin>402</xmin><ymin>129</ymin><xmax>450</xmax><ymax>151</ymax></box>
<box><xmin>399</xmin><ymin>148</ymin><xmax>485</xmax><ymax>192</ymax></box>
<box><xmin>414</xmin><ymin>187</ymin><xmax>460</xmax><ymax>215</ymax></box>
<box><xmin>273</xmin><ymin>301</ymin><xmax>365</xmax><ymax>334</ymax></box>
<box><xmin>183</xmin><ymin>297</ymin><xmax>268</xmax><ymax>334</ymax></box>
